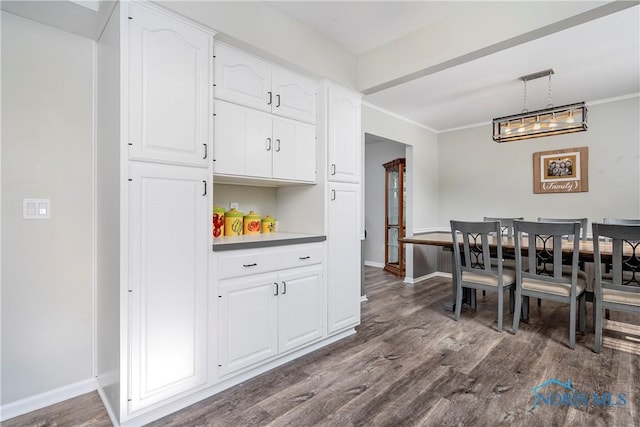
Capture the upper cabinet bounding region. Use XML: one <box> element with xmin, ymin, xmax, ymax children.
<box><xmin>214</xmin><ymin>100</ymin><xmax>316</xmax><ymax>183</ymax></box>
<box><xmin>128</xmin><ymin>1</ymin><xmax>212</xmax><ymax>167</ymax></box>
<box><xmin>215</xmin><ymin>43</ymin><xmax>317</xmax><ymax>124</ymax></box>
<box><xmin>327</xmin><ymin>83</ymin><xmax>362</xmax><ymax>184</ymax></box>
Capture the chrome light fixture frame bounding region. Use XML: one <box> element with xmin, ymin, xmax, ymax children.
<box><xmin>492</xmin><ymin>102</ymin><xmax>588</xmax><ymax>143</ymax></box>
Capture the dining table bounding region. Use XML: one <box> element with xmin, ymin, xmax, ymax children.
<box><xmin>400</xmin><ymin>231</ymin><xmax>611</xmax><ymax>311</ymax></box>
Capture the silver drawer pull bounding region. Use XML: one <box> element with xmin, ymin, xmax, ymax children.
<box><xmin>243</xmin><ymin>263</ymin><xmax>257</xmax><ymax>267</ymax></box>
<box><xmin>299</xmin><ymin>256</ymin><xmax>311</xmax><ymax>260</ymax></box>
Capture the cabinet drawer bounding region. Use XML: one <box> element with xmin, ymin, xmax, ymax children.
<box><xmin>216</xmin><ymin>251</ymin><xmax>268</xmax><ymax>279</ymax></box>
<box><xmin>216</xmin><ymin>243</ymin><xmax>324</xmax><ymax>280</ymax></box>
<box><xmin>273</xmin><ymin>243</ymin><xmax>323</xmax><ymax>270</ymax></box>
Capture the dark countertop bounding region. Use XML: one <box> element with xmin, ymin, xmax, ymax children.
<box><xmin>212</xmin><ymin>232</ymin><xmax>326</xmax><ymax>251</ymax></box>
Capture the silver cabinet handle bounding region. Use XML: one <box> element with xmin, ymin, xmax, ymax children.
<box><xmin>282</xmin><ymin>281</ymin><xmax>287</xmax><ymax>295</ymax></box>
<box><xmin>275</xmin><ymin>139</ymin><xmax>281</xmax><ymax>152</ymax></box>
<box><xmin>274</xmin><ymin>282</ymin><xmax>279</xmax><ymax>296</ymax></box>
<box><xmin>202</xmin><ymin>180</ymin><xmax>207</xmax><ymax>196</ymax></box>
<box><xmin>203</xmin><ymin>143</ymin><xmax>208</xmax><ymax>159</ymax></box>
<box><xmin>331</xmin><ymin>189</ymin><xmax>336</xmax><ymax>201</ymax></box>
<box><xmin>266</xmin><ymin>137</ymin><xmax>272</xmax><ymax>151</ymax></box>
<box><xmin>299</xmin><ymin>256</ymin><xmax>311</xmax><ymax>260</ymax></box>
<box><xmin>243</xmin><ymin>263</ymin><xmax>257</xmax><ymax>268</ymax></box>
<box><xmin>267</xmin><ymin>91</ymin><xmax>272</xmax><ymax>105</ymax></box>
<box><xmin>331</xmin><ymin>163</ymin><xmax>336</xmax><ymax>175</ymax></box>
<box><xmin>276</xmin><ymin>94</ymin><xmax>281</xmax><ymax>107</ymax></box>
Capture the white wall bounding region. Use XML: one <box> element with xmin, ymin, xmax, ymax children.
<box><xmin>361</xmin><ymin>104</ymin><xmax>439</xmax><ymax>279</ymax></box>
<box><xmin>438</xmin><ymin>96</ymin><xmax>640</xmax><ymax>231</ymax></box>
<box><xmin>364</xmin><ymin>139</ymin><xmax>406</xmax><ymax>266</ymax></box>
<box><xmin>1</xmin><ymin>12</ymin><xmax>94</xmax><ymax>404</ymax></box>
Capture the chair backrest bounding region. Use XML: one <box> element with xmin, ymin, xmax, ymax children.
<box><xmin>515</xmin><ymin>220</ymin><xmax>581</xmax><ymax>282</ymax></box>
<box><xmin>483</xmin><ymin>217</ymin><xmax>524</xmax><ymax>238</ymax></box>
<box><xmin>451</xmin><ymin>220</ymin><xmax>505</xmax><ymax>278</ymax></box>
<box><xmin>537</xmin><ymin>217</ymin><xmax>588</xmax><ymax>241</ymax></box>
<box><xmin>603</xmin><ymin>218</ymin><xmax>640</xmax><ymax>225</ymax></box>
<box><xmin>592</xmin><ymin>223</ymin><xmax>640</xmax><ymax>293</ymax></box>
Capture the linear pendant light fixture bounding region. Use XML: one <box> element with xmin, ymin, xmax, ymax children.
<box><xmin>493</xmin><ymin>69</ymin><xmax>587</xmax><ymax>143</ymax></box>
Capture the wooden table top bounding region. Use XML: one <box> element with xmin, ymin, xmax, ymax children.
<box><xmin>400</xmin><ymin>231</ymin><xmax>613</xmax><ymax>260</ymax></box>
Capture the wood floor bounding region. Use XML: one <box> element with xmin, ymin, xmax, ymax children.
<box><xmin>4</xmin><ymin>266</ymin><xmax>639</xmax><ymax>426</ymax></box>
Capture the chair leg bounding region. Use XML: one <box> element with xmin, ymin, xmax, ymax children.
<box><xmin>509</xmin><ymin>288</ymin><xmax>515</xmax><ymax>313</ymax></box>
<box><xmin>569</xmin><ymin>297</ymin><xmax>576</xmax><ymax>349</ymax></box>
<box><xmin>512</xmin><ymin>289</ymin><xmax>522</xmax><ymax>334</ymax></box>
<box><xmin>578</xmin><ymin>294</ymin><xmax>586</xmax><ymax>334</ymax></box>
<box><xmin>522</xmin><ymin>296</ymin><xmax>530</xmax><ymax>322</ymax></box>
<box><xmin>605</xmin><ymin>308</ymin><xmax>610</xmax><ymax>320</ymax></box>
<box><xmin>471</xmin><ymin>289</ymin><xmax>477</xmax><ymax>309</ymax></box>
<box><xmin>454</xmin><ymin>284</ymin><xmax>463</xmax><ymax>321</ymax></box>
<box><xmin>594</xmin><ymin>297</ymin><xmax>603</xmax><ymax>353</ymax></box>
<box><xmin>482</xmin><ymin>290</ymin><xmax>486</xmax><ymax>298</ymax></box>
<box><xmin>497</xmin><ymin>290</ymin><xmax>504</xmax><ymax>332</ymax></box>
<box><xmin>537</xmin><ymin>297</ymin><xmax>542</xmax><ymax>307</ymax></box>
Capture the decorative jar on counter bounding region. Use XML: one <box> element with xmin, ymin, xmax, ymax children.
<box><xmin>243</xmin><ymin>211</ymin><xmax>261</xmax><ymax>235</ymax></box>
<box><xmin>212</xmin><ymin>205</ymin><xmax>225</xmax><ymax>238</ymax></box>
<box><xmin>224</xmin><ymin>208</ymin><xmax>243</xmax><ymax>236</ymax></box>
<box><xmin>262</xmin><ymin>215</ymin><xmax>276</xmax><ymax>233</ymax></box>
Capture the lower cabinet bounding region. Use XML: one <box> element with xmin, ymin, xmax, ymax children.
<box><xmin>216</xmin><ymin>244</ymin><xmax>324</xmax><ymax>377</ymax></box>
<box><xmin>127</xmin><ymin>162</ymin><xmax>210</xmax><ymax>412</ymax></box>
<box><xmin>327</xmin><ymin>183</ymin><xmax>361</xmax><ymax>334</ymax></box>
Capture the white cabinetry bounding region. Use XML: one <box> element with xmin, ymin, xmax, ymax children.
<box><xmin>327</xmin><ymin>84</ymin><xmax>361</xmax><ymax>183</ymax></box>
<box><xmin>97</xmin><ymin>1</ymin><xmax>213</xmax><ymax>423</ymax></box>
<box><xmin>128</xmin><ymin>162</ymin><xmax>209</xmax><ymax>412</ymax></box>
<box><xmin>327</xmin><ymin>184</ymin><xmax>361</xmax><ymax>334</ymax></box>
<box><xmin>215</xmin><ymin>43</ymin><xmax>317</xmax><ymax>124</ymax></box>
<box><xmin>214</xmin><ymin>100</ymin><xmax>316</xmax><ymax>182</ymax></box>
<box><xmin>216</xmin><ymin>243</ymin><xmax>324</xmax><ymax>377</ymax></box>
<box><xmin>129</xmin><ymin>1</ymin><xmax>211</xmax><ymax>167</ymax></box>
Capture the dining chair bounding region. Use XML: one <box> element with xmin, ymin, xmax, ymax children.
<box><xmin>451</xmin><ymin>220</ymin><xmax>516</xmax><ymax>332</ymax></box>
<box><xmin>512</xmin><ymin>220</ymin><xmax>587</xmax><ymax>349</ymax></box>
<box><xmin>592</xmin><ymin>223</ymin><xmax>640</xmax><ymax>353</ymax></box>
<box><xmin>537</xmin><ymin>217</ymin><xmax>588</xmax><ymax>240</ymax></box>
<box><xmin>483</xmin><ymin>217</ymin><xmax>524</xmax><ymax>238</ymax></box>
<box><xmin>603</xmin><ymin>218</ymin><xmax>640</xmax><ymax>225</ymax></box>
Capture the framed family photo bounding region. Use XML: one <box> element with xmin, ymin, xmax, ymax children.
<box><xmin>533</xmin><ymin>147</ymin><xmax>588</xmax><ymax>194</ymax></box>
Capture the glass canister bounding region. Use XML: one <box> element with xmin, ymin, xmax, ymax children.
<box><xmin>224</xmin><ymin>208</ymin><xmax>243</xmax><ymax>236</ymax></box>
<box><xmin>243</xmin><ymin>211</ymin><xmax>261</xmax><ymax>235</ymax></box>
<box><xmin>262</xmin><ymin>215</ymin><xmax>276</xmax><ymax>233</ymax></box>
<box><xmin>212</xmin><ymin>205</ymin><xmax>225</xmax><ymax>238</ymax></box>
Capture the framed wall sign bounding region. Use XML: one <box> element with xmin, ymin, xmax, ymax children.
<box><xmin>533</xmin><ymin>147</ymin><xmax>588</xmax><ymax>194</ymax></box>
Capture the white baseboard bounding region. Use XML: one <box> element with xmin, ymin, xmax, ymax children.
<box><xmin>364</xmin><ymin>260</ymin><xmax>384</xmax><ymax>268</ymax></box>
<box><xmin>404</xmin><ymin>271</ymin><xmax>451</xmax><ymax>284</ymax></box>
<box><xmin>0</xmin><ymin>377</ymin><xmax>98</xmax><ymax>422</ymax></box>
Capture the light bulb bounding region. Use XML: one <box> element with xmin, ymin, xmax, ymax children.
<box><xmin>533</xmin><ymin>116</ymin><xmax>541</xmax><ymax>130</ymax></box>
<box><xmin>549</xmin><ymin>113</ymin><xmax>558</xmax><ymax>128</ymax></box>
<box><xmin>566</xmin><ymin>110</ymin><xmax>575</xmax><ymax>124</ymax></box>
<box><xmin>504</xmin><ymin>122</ymin><xmax>512</xmax><ymax>134</ymax></box>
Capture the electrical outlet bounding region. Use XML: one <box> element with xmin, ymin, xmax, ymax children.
<box><xmin>230</xmin><ymin>202</ymin><xmax>239</xmax><ymax>210</ymax></box>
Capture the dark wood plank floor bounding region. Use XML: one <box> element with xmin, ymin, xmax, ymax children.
<box><xmin>4</xmin><ymin>266</ymin><xmax>639</xmax><ymax>426</ymax></box>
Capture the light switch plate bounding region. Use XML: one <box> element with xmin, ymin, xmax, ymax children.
<box><xmin>23</xmin><ymin>198</ymin><xmax>51</xmax><ymax>219</ymax></box>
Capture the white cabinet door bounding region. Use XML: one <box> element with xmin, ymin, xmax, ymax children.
<box><xmin>214</xmin><ymin>43</ymin><xmax>271</xmax><ymax>113</ymax></box>
<box><xmin>327</xmin><ymin>183</ymin><xmax>361</xmax><ymax>334</ymax></box>
<box><xmin>294</xmin><ymin>122</ymin><xmax>317</xmax><ymax>183</ymax></box>
<box><xmin>245</xmin><ymin>110</ymin><xmax>274</xmax><ymax>179</ymax></box>
<box><xmin>128</xmin><ymin>162</ymin><xmax>209</xmax><ymax>412</ymax></box>
<box><xmin>213</xmin><ymin>100</ymin><xmax>245</xmax><ymax>175</ymax></box>
<box><xmin>278</xmin><ymin>266</ymin><xmax>323</xmax><ymax>353</ymax></box>
<box><xmin>213</xmin><ymin>100</ymin><xmax>272</xmax><ymax>178</ymax></box>
<box><xmin>272</xmin><ymin>66</ymin><xmax>317</xmax><ymax>124</ymax></box>
<box><xmin>272</xmin><ymin>118</ymin><xmax>296</xmax><ymax>180</ymax></box>
<box><xmin>218</xmin><ymin>275</ymin><xmax>279</xmax><ymax>377</ymax></box>
<box><xmin>129</xmin><ymin>2</ymin><xmax>211</xmax><ymax>167</ymax></box>
<box><xmin>327</xmin><ymin>84</ymin><xmax>362</xmax><ymax>183</ymax></box>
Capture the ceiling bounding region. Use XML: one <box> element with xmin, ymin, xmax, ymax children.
<box><xmin>270</xmin><ymin>1</ymin><xmax>640</xmax><ymax>132</ymax></box>
<box><xmin>3</xmin><ymin>1</ymin><xmax>638</xmax><ymax>133</ymax></box>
